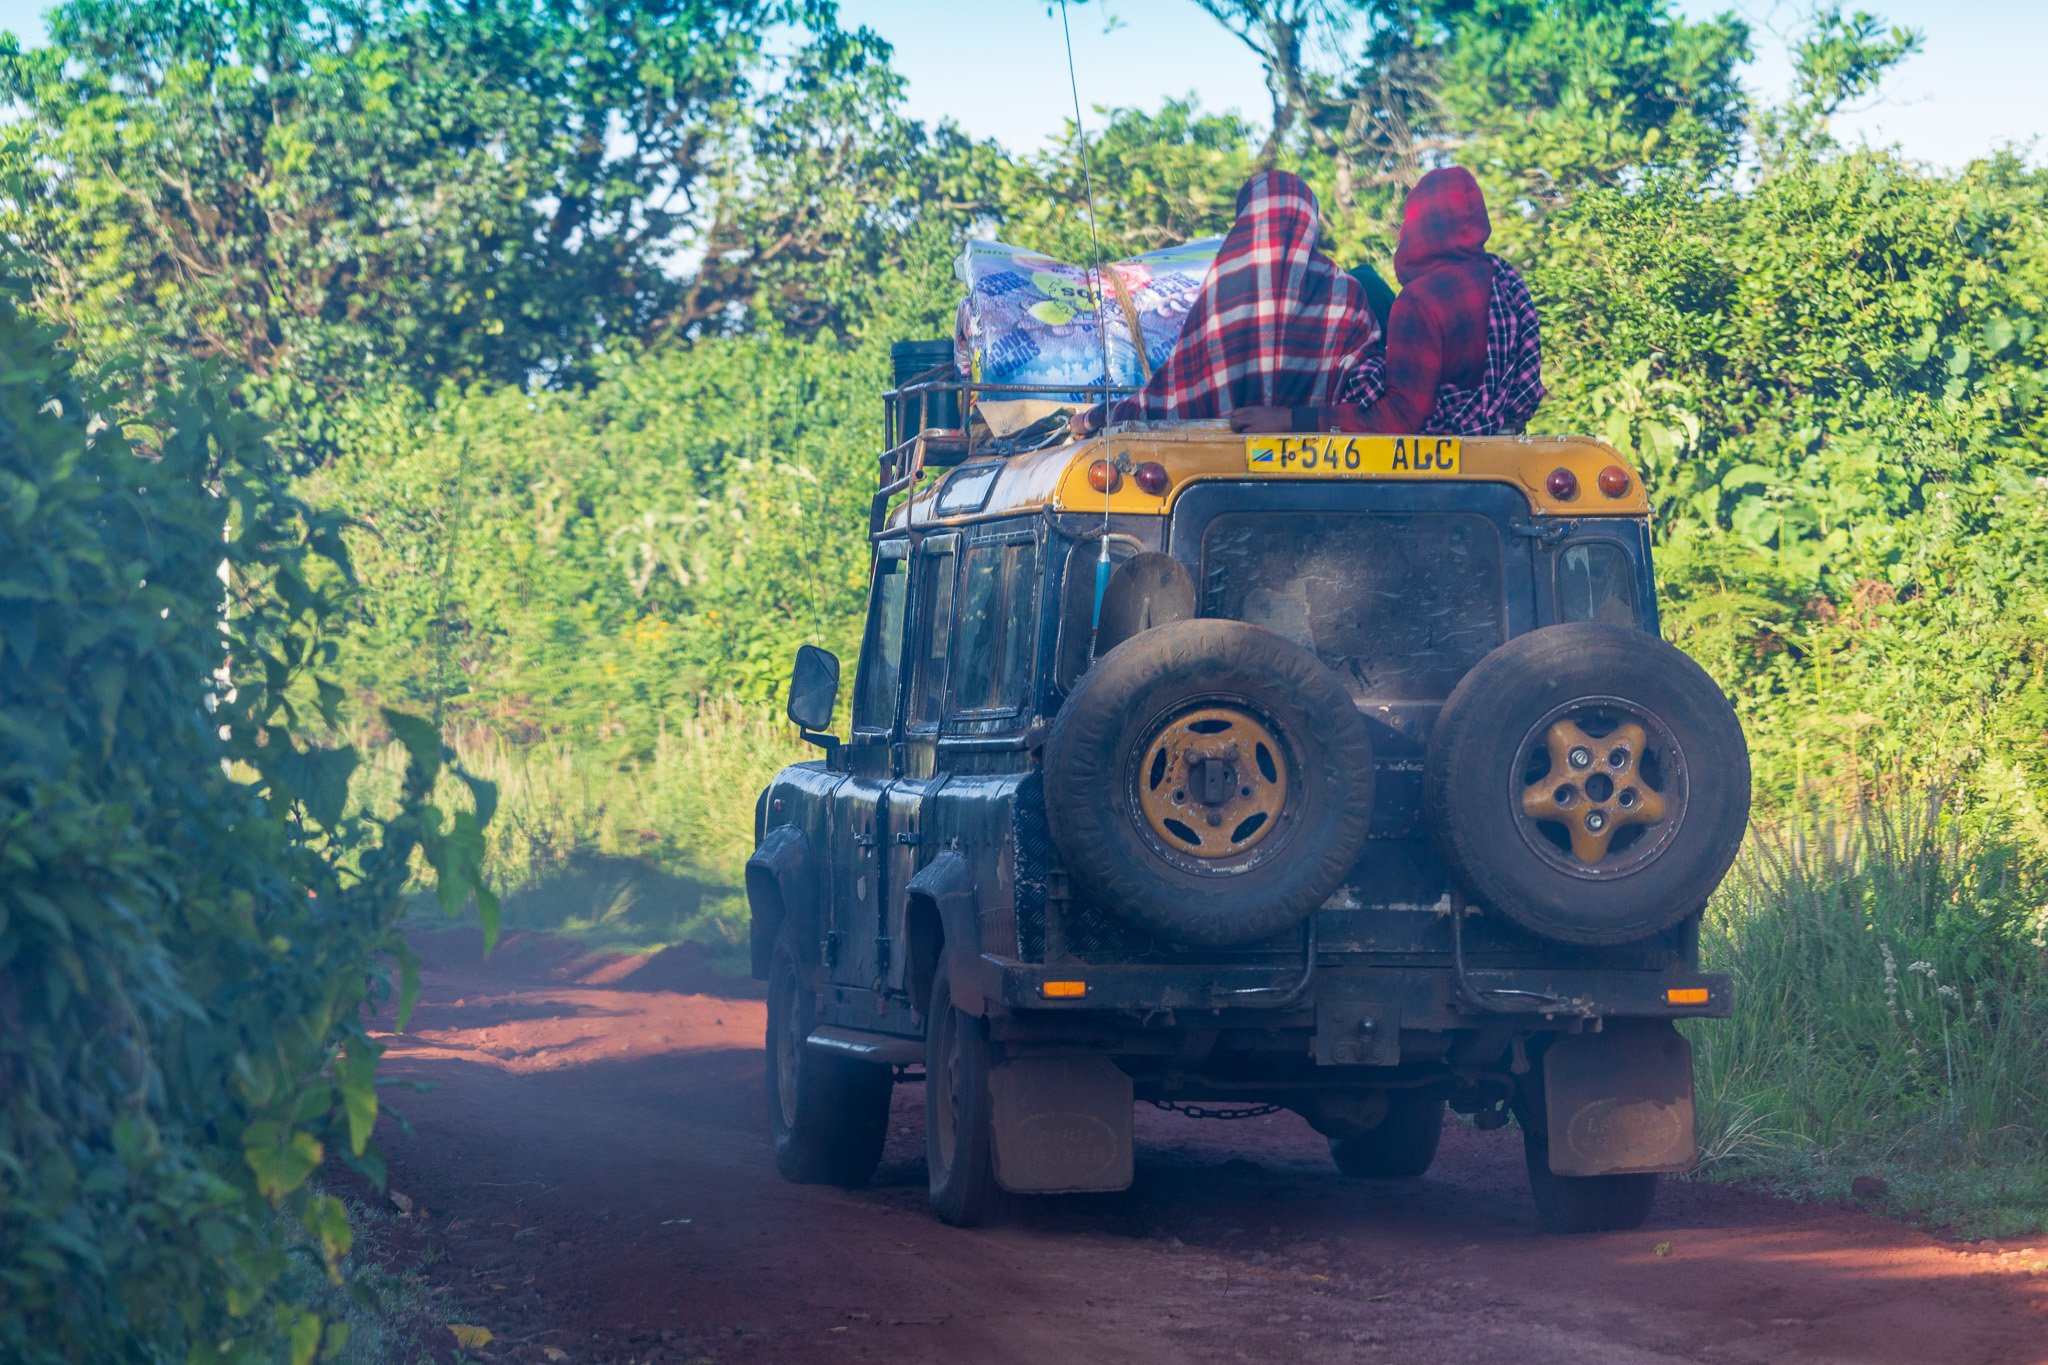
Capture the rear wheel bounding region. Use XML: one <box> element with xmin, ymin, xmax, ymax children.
<box><xmin>766</xmin><ymin>924</ymin><xmax>891</xmax><ymax>1187</ymax></box>
<box><xmin>1329</xmin><ymin>1094</ymin><xmax>1445</xmax><ymax>1180</ymax></box>
<box><xmin>1514</xmin><ymin>1056</ymin><xmax>1657</xmax><ymax>1234</ymax></box>
<box><xmin>925</xmin><ymin>957</ymin><xmax>1000</xmax><ymax>1226</ymax></box>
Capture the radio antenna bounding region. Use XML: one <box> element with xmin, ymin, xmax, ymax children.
<box><xmin>1056</xmin><ymin>0</ymin><xmax>1121</xmax><ymax>646</ymax></box>
<box><xmin>1056</xmin><ymin>0</ymin><xmax>1117</xmax><ymax>422</ymax></box>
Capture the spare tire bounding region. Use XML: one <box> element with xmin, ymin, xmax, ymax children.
<box><xmin>1044</xmin><ymin>619</ymin><xmax>1374</xmax><ymax>948</ymax></box>
<box><xmin>1424</xmin><ymin>622</ymin><xmax>1749</xmax><ymax>946</ymax></box>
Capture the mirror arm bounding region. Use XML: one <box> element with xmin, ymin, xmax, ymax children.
<box><xmin>799</xmin><ymin>729</ymin><xmax>841</xmax><ymax>758</ymax></box>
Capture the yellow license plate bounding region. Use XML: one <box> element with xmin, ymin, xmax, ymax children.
<box><xmin>1245</xmin><ymin>434</ymin><xmax>1462</xmax><ymax>476</ymax></box>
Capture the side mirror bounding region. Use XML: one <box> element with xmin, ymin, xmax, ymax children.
<box><xmin>786</xmin><ymin>645</ymin><xmax>841</xmax><ymax>737</ymax></box>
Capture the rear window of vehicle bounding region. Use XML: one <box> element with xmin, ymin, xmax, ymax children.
<box><xmin>1201</xmin><ymin>511</ymin><xmax>1504</xmax><ymax>701</ymax></box>
<box><xmin>1556</xmin><ymin>541</ymin><xmax>1639</xmax><ymax>626</ymax></box>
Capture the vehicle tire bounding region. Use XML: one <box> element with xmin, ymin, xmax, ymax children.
<box><xmin>1514</xmin><ymin>1045</ymin><xmax>1658</xmax><ymax>1234</ymax></box>
<box><xmin>1524</xmin><ymin>1146</ymin><xmax>1659</xmax><ymax>1235</ymax></box>
<box><xmin>1329</xmin><ymin>1094</ymin><xmax>1445</xmax><ymax>1180</ymax></box>
<box><xmin>1424</xmin><ymin>621</ymin><xmax>1749</xmax><ymax>946</ymax></box>
<box><xmin>925</xmin><ymin>955</ymin><xmax>1001</xmax><ymax>1227</ymax></box>
<box><xmin>766</xmin><ymin>924</ymin><xmax>892</xmax><ymax>1187</ymax></box>
<box><xmin>1044</xmin><ymin>618</ymin><xmax>1375</xmax><ymax>948</ymax></box>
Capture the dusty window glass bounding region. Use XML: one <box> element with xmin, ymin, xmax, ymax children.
<box><xmin>1201</xmin><ymin>512</ymin><xmax>1504</xmax><ymax>701</ymax></box>
<box><xmin>953</xmin><ymin>541</ymin><xmax>1037</xmax><ymax>713</ymax></box>
<box><xmin>908</xmin><ymin>544</ymin><xmax>957</xmax><ymax>729</ymax></box>
<box><xmin>1556</xmin><ymin>542</ymin><xmax>1638</xmax><ymax>626</ymax></box>
<box><xmin>1055</xmin><ymin>537</ymin><xmax>1138</xmax><ymax>689</ymax></box>
<box><xmin>999</xmin><ymin>541</ymin><xmax>1039</xmax><ymax>707</ymax></box>
<box><xmin>853</xmin><ymin>552</ymin><xmax>909</xmax><ymax>730</ymax></box>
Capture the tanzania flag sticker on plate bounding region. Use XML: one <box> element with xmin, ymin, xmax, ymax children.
<box><xmin>1245</xmin><ymin>434</ymin><xmax>1461</xmax><ymax>476</ymax></box>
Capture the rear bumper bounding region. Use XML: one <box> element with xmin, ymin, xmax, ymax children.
<box><xmin>989</xmin><ymin>956</ymin><xmax>1731</xmax><ymax>1026</ymax></box>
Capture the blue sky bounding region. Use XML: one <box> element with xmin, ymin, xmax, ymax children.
<box><xmin>0</xmin><ymin>1</ymin><xmax>2038</xmax><ymax>169</ymax></box>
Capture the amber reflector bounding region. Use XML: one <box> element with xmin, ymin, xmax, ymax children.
<box><xmin>1545</xmin><ymin>467</ymin><xmax>1579</xmax><ymax>500</ymax></box>
<box><xmin>1598</xmin><ymin>465</ymin><xmax>1631</xmax><ymax>497</ymax></box>
<box><xmin>1040</xmin><ymin>981</ymin><xmax>1088</xmax><ymax>999</ymax></box>
<box><xmin>1666</xmin><ymin>987</ymin><xmax>1711</xmax><ymax>1006</ymax></box>
<box><xmin>1087</xmin><ymin>460</ymin><xmax>1122</xmax><ymax>493</ymax></box>
<box><xmin>1134</xmin><ymin>461</ymin><xmax>1169</xmax><ymax>494</ymax></box>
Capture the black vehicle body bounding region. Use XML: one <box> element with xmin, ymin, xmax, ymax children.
<box><xmin>750</xmin><ymin>418</ymin><xmax>1734</xmax><ymax>1229</ymax></box>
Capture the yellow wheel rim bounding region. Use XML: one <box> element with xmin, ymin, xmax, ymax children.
<box><xmin>1135</xmin><ymin>705</ymin><xmax>1289</xmax><ymax>860</ymax></box>
<box><xmin>1519</xmin><ymin>716</ymin><xmax>1670</xmax><ymax>867</ymax></box>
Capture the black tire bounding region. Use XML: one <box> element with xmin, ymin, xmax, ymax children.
<box><xmin>1425</xmin><ymin>621</ymin><xmax>1749</xmax><ymax>946</ymax></box>
<box><xmin>766</xmin><ymin>924</ymin><xmax>891</xmax><ymax>1187</ymax></box>
<box><xmin>1329</xmin><ymin>1094</ymin><xmax>1445</xmax><ymax>1180</ymax></box>
<box><xmin>925</xmin><ymin>957</ymin><xmax>1000</xmax><ymax>1226</ymax></box>
<box><xmin>1514</xmin><ymin>1048</ymin><xmax>1658</xmax><ymax>1234</ymax></box>
<box><xmin>1044</xmin><ymin>618</ymin><xmax>1375</xmax><ymax>948</ymax></box>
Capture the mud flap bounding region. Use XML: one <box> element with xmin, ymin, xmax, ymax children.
<box><xmin>1543</xmin><ymin>1020</ymin><xmax>1697</xmax><ymax>1177</ymax></box>
<box><xmin>988</xmin><ymin>1055</ymin><xmax>1133</xmax><ymax>1194</ymax></box>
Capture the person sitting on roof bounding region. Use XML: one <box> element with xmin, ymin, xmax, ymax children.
<box><xmin>1070</xmin><ymin>168</ymin><xmax>1381</xmax><ymax>437</ymax></box>
<box><xmin>1076</xmin><ymin>166</ymin><xmax>1544</xmax><ymax>439</ymax></box>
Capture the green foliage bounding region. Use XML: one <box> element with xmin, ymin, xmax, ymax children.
<box><xmin>0</xmin><ymin>0</ymin><xmax>907</xmax><ymax>447</ymax></box>
<box><xmin>1533</xmin><ymin>150</ymin><xmax>2048</xmax><ymax>799</ymax></box>
<box><xmin>1692</xmin><ymin>794</ymin><xmax>2048</xmax><ymax>1235</ymax></box>
<box><xmin>308</xmin><ymin>334</ymin><xmax>884</xmax><ymax>731</ymax></box>
<box><xmin>0</xmin><ymin>289</ymin><xmax>489</xmax><ymax>1359</ymax></box>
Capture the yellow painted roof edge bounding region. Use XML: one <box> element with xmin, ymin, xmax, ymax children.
<box><xmin>889</xmin><ymin>430</ymin><xmax>1647</xmax><ymax>531</ymax></box>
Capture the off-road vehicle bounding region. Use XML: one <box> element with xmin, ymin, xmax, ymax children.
<box><xmin>748</xmin><ymin>353</ymin><xmax>1750</xmax><ymax>1232</ymax></box>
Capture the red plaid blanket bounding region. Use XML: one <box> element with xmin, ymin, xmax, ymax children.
<box><xmin>1092</xmin><ymin>170</ymin><xmax>1380</xmax><ymax>426</ymax></box>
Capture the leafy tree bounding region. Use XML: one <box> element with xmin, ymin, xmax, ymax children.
<box><xmin>0</xmin><ymin>285</ymin><xmax>492</xmax><ymax>1360</ymax></box>
<box><xmin>0</xmin><ymin>0</ymin><xmax>883</xmax><ymax>441</ymax></box>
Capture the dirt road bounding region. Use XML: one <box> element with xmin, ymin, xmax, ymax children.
<box><xmin>370</xmin><ymin>931</ymin><xmax>2048</xmax><ymax>1364</ymax></box>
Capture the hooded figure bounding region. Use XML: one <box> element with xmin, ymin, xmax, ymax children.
<box><xmin>1227</xmin><ymin>165</ymin><xmax>1546</xmax><ymax>436</ymax></box>
<box><xmin>1078</xmin><ymin>170</ymin><xmax>1381</xmax><ymax>432</ymax></box>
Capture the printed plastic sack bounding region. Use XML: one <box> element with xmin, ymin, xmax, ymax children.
<box><xmin>955</xmin><ymin>237</ymin><xmax>1220</xmax><ymax>434</ymax></box>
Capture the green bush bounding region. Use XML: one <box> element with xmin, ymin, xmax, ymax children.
<box><xmin>0</xmin><ymin>293</ymin><xmax>490</xmax><ymax>1360</ymax></box>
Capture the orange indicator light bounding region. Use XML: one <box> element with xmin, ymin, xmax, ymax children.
<box><xmin>1040</xmin><ymin>980</ymin><xmax>1088</xmax><ymax>999</ymax></box>
<box><xmin>1666</xmin><ymin>987</ymin><xmax>1711</xmax><ymax>1006</ymax></box>
<box><xmin>1086</xmin><ymin>460</ymin><xmax>1121</xmax><ymax>493</ymax></box>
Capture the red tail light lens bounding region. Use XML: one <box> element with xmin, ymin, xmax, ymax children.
<box><xmin>1598</xmin><ymin>465</ymin><xmax>1631</xmax><ymax>497</ymax></box>
<box><xmin>1133</xmin><ymin>461</ymin><xmax>1169</xmax><ymax>495</ymax></box>
<box><xmin>1545</xmin><ymin>467</ymin><xmax>1579</xmax><ymax>500</ymax></box>
<box><xmin>1087</xmin><ymin>459</ymin><xmax>1122</xmax><ymax>493</ymax></box>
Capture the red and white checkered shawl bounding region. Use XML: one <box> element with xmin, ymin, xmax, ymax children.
<box><xmin>1103</xmin><ymin>170</ymin><xmax>1381</xmax><ymax>424</ymax></box>
<box><xmin>1339</xmin><ymin>256</ymin><xmax>1547</xmax><ymax>435</ymax></box>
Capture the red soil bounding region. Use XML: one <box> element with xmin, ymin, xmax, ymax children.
<box><xmin>366</xmin><ymin>930</ymin><xmax>2048</xmax><ymax>1364</ymax></box>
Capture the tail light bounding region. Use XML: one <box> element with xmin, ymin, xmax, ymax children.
<box><xmin>1545</xmin><ymin>467</ymin><xmax>1579</xmax><ymax>500</ymax></box>
<box><xmin>1087</xmin><ymin>459</ymin><xmax>1122</xmax><ymax>494</ymax></box>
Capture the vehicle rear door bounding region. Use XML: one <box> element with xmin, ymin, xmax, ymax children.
<box><xmin>881</xmin><ymin>533</ymin><xmax>959</xmax><ymax>996</ymax></box>
<box><xmin>831</xmin><ymin>539</ymin><xmax>910</xmax><ymax>992</ymax></box>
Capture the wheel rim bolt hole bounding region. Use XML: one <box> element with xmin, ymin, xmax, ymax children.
<box><xmin>1553</xmin><ymin>784</ymin><xmax>1576</xmax><ymax>807</ymax></box>
<box><xmin>1586</xmin><ymin>810</ymin><xmax>1608</xmax><ymax>832</ymax></box>
<box><xmin>1568</xmin><ymin>746</ymin><xmax>1593</xmax><ymax>770</ymax></box>
<box><xmin>1608</xmin><ymin>746</ymin><xmax>1630</xmax><ymax>769</ymax></box>
<box><xmin>1618</xmin><ymin>788</ymin><xmax>1637</xmax><ymax>809</ymax></box>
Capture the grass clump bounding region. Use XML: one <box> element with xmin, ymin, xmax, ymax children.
<box><xmin>364</xmin><ymin>703</ymin><xmax>806</xmax><ymax>959</ymax></box>
<box><xmin>1690</xmin><ymin>792</ymin><xmax>2048</xmax><ymax>1237</ymax></box>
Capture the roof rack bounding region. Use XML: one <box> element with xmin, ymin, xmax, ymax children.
<box><xmin>873</xmin><ymin>364</ymin><xmax>1139</xmax><ymax>535</ymax></box>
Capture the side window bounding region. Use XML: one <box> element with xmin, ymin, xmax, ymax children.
<box><xmin>1557</xmin><ymin>542</ymin><xmax>1639</xmax><ymax>626</ymax></box>
<box><xmin>852</xmin><ymin>548</ymin><xmax>910</xmax><ymax>732</ymax></box>
<box><xmin>907</xmin><ymin>541</ymin><xmax>957</xmax><ymax>730</ymax></box>
<box><xmin>952</xmin><ymin>539</ymin><xmax>1039</xmax><ymax>714</ymax></box>
<box><xmin>1053</xmin><ymin>536</ymin><xmax>1138</xmax><ymax>690</ymax></box>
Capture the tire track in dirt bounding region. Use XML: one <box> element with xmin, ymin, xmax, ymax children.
<box><xmin>367</xmin><ymin>931</ymin><xmax>2048</xmax><ymax>1364</ymax></box>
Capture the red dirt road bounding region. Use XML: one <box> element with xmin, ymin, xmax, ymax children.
<box><xmin>372</xmin><ymin>931</ymin><xmax>2048</xmax><ymax>1364</ymax></box>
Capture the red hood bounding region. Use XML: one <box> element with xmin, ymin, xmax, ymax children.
<box><xmin>1393</xmin><ymin>166</ymin><xmax>1491</xmax><ymax>285</ymax></box>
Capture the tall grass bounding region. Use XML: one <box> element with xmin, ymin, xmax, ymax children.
<box><xmin>357</xmin><ymin>702</ymin><xmax>805</xmax><ymax>954</ymax></box>
<box><xmin>1692</xmin><ymin>792</ymin><xmax>2048</xmax><ymax>1235</ymax></box>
